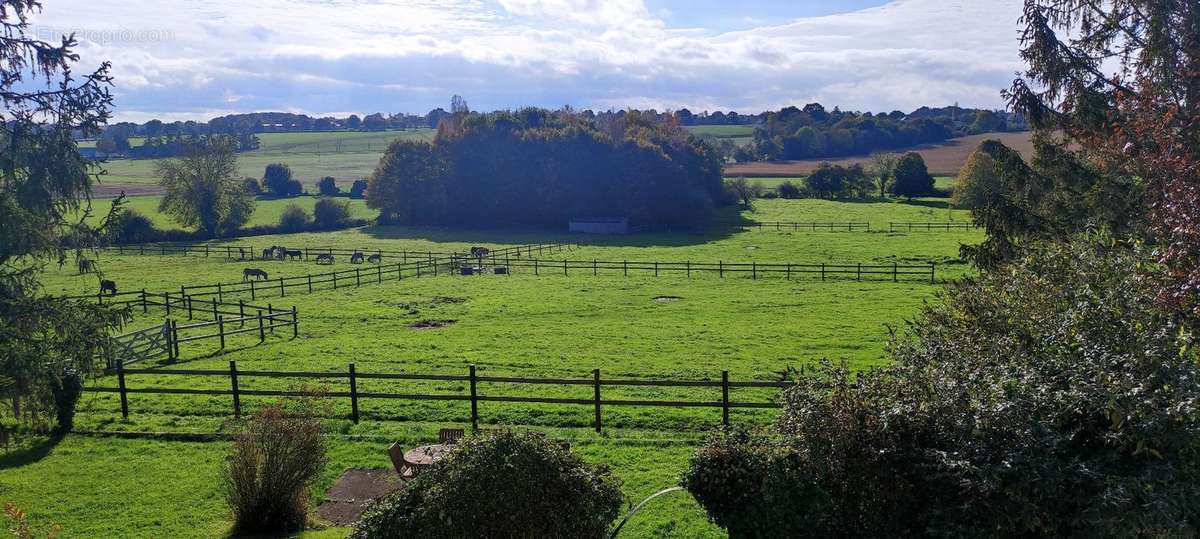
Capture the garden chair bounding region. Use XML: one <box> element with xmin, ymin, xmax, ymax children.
<box><xmin>438</xmin><ymin>428</ymin><xmax>465</xmax><ymax>444</ymax></box>
<box><xmin>387</xmin><ymin>442</ymin><xmax>417</xmax><ymax>478</ymax></box>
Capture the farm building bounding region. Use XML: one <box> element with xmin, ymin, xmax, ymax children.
<box><xmin>569</xmin><ymin>217</ymin><xmax>629</xmax><ymax>234</ymax></box>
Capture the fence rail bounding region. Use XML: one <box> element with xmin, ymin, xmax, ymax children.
<box><xmin>714</xmin><ymin>221</ymin><xmax>871</xmax><ymax>232</ymax></box>
<box><xmin>888</xmin><ymin>222</ymin><xmax>978</xmax><ymax>232</ymax></box>
<box><xmin>100</xmin><ymin>241</ymin><xmax>574</xmax><ymax>262</ymax></box>
<box><xmin>478</xmin><ymin>256</ymin><xmax>937</xmax><ymax>283</ymax></box>
<box><xmin>90</xmin><ymin>362</ymin><xmax>789</xmax><ymax>432</ymax></box>
<box><xmin>99</xmin><ymin>293</ymin><xmax>300</xmax><ymax>367</ymax></box>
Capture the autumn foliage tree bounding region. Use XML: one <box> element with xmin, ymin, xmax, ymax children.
<box><xmin>1006</xmin><ymin>0</ymin><xmax>1200</xmax><ymax>316</ymax></box>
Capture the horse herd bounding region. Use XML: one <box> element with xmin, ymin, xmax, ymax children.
<box><xmin>242</xmin><ymin>246</ymin><xmax>385</xmax><ymax>282</ymax></box>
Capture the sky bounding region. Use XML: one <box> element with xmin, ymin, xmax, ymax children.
<box><xmin>30</xmin><ymin>0</ymin><xmax>1026</xmax><ymax>122</ymax></box>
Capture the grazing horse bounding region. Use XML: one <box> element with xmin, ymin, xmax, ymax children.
<box><xmin>350</xmin><ymin>251</ymin><xmax>365</xmax><ymax>264</ymax></box>
<box><xmin>77</xmin><ymin>258</ymin><xmax>94</xmax><ymax>275</ymax></box>
<box><xmin>470</xmin><ymin>246</ymin><xmax>490</xmax><ymax>258</ymax></box>
<box><xmin>99</xmin><ymin>279</ymin><xmax>117</xmax><ymax>296</ymax></box>
<box><xmin>242</xmin><ymin>268</ymin><xmax>269</xmax><ymax>282</ymax></box>
<box><xmin>315</xmin><ymin>254</ymin><xmax>335</xmax><ymax>265</ymax></box>
<box><xmin>285</xmin><ymin>249</ymin><xmax>303</xmax><ymax>260</ymax></box>
<box><xmin>261</xmin><ymin>247</ymin><xmax>274</xmax><ymax>260</ymax></box>
<box><xmin>367</xmin><ymin>253</ymin><xmax>382</xmax><ymax>263</ymax></box>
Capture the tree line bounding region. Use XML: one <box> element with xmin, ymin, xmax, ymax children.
<box><xmin>737</xmin><ymin>103</ymin><xmax>1026</xmax><ymax>162</ymax></box>
<box><xmin>366</xmin><ymin>107</ymin><xmax>725</xmax><ymax>230</ymax></box>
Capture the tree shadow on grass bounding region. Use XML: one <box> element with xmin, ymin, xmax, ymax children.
<box><xmin>358</xmin><ymin>206</ymin><xmax>746</xmax><ymax>249</ymax></box>
<box><xmin>0</xmin><ymin>431</ymin><xmax>64</xmax><ymax>470</ymax></box>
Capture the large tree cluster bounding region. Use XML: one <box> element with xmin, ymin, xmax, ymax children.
<box><xmin>367</xmin><ymin>108</ymin><xmax>725</xmax><ymax>229</ymax></box>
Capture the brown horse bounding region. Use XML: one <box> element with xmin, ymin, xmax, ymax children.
<box><xmin>99</xmin><ymin>279</ymin><xmax>117</xmax><ymax>295</ymax></box>
<box><xmin>367</xmin><ymin>253</ymin><xmax>382</xmax><ymax>263</ymax></box>
<box><xmin>242</xmin><ymin>268</ymin><xmax>269</xmax><ymax>281</ymax></box>
<box><xmin>315</xmin><ymin>254</ymin><xmax>335</xmax><ymax>265</ymax></box>
<box><xmin>350</xmin><ymin>252</ymin><xmax>365</xmax><ymax>264</ymax></box>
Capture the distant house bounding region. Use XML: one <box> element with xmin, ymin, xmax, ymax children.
<box><xmin>569</xmin><ymin>217</ymin><xmax>629</xmax><ymax>235</ymax></box>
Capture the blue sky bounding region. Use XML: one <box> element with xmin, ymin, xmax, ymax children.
<box><xmin>33</xmin><ymin>0</ymin><xmax>1023</xmax><ymax>122</ymax></box>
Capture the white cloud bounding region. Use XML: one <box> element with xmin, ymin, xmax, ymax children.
<box><xmin>31</xmin><ymin>0</ymin><xmax>1024</xmax><ymax>121</ymax></box>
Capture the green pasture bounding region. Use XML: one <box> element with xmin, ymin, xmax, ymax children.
<box><xmin>10</xmin><ymin>195</ymin><xmax>983</xmax><ymax>538</ymax></box>
<box><xmin>91</xmin><ymin>130</ymin><xmax>435</xmax><ymax>189</ymax></box>
<box><xmin>85</xmin><ymin>195</ymin><xmax>377</xmax><ymax>230</ymax></box>
<box><xmin>683</xmin><ymin>125</ymin><xmax>754</xmax><ymax>147</ymax></box>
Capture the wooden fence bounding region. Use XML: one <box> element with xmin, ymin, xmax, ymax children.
<box><xmin>888</xmin><ymin>222</ymin><xmax>978</xmax><ymax>232</ymax></box>
<box><xmin>98</xmin><ymin>293</ymin><xmax>299</xmax><ymax>368</ymax></box>
<box><xmin>478</xmin><ymin>256</ymin><xmax>938</xmax><ymax>283</ymax></box>
<box><xmin>90</xmin><ymin>362</ymin><xmax>789</xmax><ymax>432</ymax></box>
<box><xmin>100</xmin><ymin>241</ymin><xmax>574</xmax><ymax>263</ymax></box>
<box><xmin>715</xmin><ymin>221</ymin><xmax>871</xmax><ymax>232</ymax></box>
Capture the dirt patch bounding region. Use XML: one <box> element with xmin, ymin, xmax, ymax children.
<box><xmin>409</xmin><ymin>319</ymin><xmax>457</xmax><ymax>329</ymax></box>
<box><xmin>430</xmin><ymin>296</ymin><xmax>467</xmax><ymax>305</ymax></box>
<box><xmin>653</xmin><ymin>296</ymin><xmax>683</xmax><ymax>302</ymax></box>
<box><xmin>317</xmin><ymin>468</ymin><xmax>404</xmax><ymax>526</ymax></box>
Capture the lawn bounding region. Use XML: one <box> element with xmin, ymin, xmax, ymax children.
<box><xmin>9</xmin><ymin>196</ymin><xmax>982</xmax><ymax>538</ymax></box>
<box><xmin>87</xmin><ymin>195</ymin><xmax>377</xmax><ymax>230</ymax></box>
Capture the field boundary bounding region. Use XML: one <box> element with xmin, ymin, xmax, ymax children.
<box><xmin>90</xmin><ymin>362</ymin><xmax>789</xmax><ymax>433</ymax></box>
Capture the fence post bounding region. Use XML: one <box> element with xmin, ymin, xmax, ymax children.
<box><xmin>654</xmin><ymin>261</ymin><xmax>658</xmax><ymax>277</ymax></box>
<box><xmin>593</xmin><ymin>369</ymin><xmax>602</xmax><ymax>433</ymax></box>
<box><xmin>356</xmin><ymin>268</ymin><xmax>361</xmax><ymax>287</ymax></box>
<box><xmin>786</xmin><ymin>264</ymin><xmax>791</xmax><ymax>280</ymax></box>
<box><xmin>857</xmin><ymin>263</ymin><xmax>862</xmax><ymax>281</ymax></box>
<box><xmin>117</xmin><ymin>362</ymin><xmax>129</xmax><ymax>419</ymax></box>
<box><xmin>893</xmin><ymin>262</ymin><xmax>898</xmax><ymax>282</ymax></box>
<box><xmin>186</xmin><ymin>295</ymin><xmax>193</xmax><ymax>320</ymax></box>
<box><xmin>250</xmin><ymin>279</ymin><xmax>256</xmax><ymax>300</ymax></box>
<box><xmin>257</xmin><ymin>310</ymin><xmax>265</xmax><ymax>342</ymax></box>
<box><xmin>623</xmin><ymin>260</ymin><xmax>627</xmax><ymax>277</ymax></box>
<box><xmin>165</xmin><ymin>292</ymin><xmax>171</xmax><ymax>315</ymax></box>
<box><xmin>211</xmin><ymin>297</ymin><xmax>218</xmax><ymax>320</ymax></box>
<box><xmin>349</xmin><ymin>363</ymin><xmax>359</xmax><ymax>424</ymax></box>
<box><xmin>230</xmin><ymin>360</ymin><xmax>241</xmax><ymax>419</ymax></box>
<box><xmin>564</xmin><ymin>259</ymin><xmax>568</xmax><ymax>276</ymax></box>
<box><xmin>141</xmin><ymin>289</ymin><xmax>148</xmax><ymax>314</ymax></box>
<box><xmin>469</xmin><ymin>364</ymin><xmax>479</xmax><ymax>432</ymax></box>
<box><xmin>377</xmin><ymin>264</ymin><xmax>382</xmax><ymax>283</ymax></box>
<box><xmin>217</xmin><ymin>282</ymin><xmax>223</xmax><ymax>303</ymax></box>
<box><xmin>267</xmin><ymin>303</ymin><xmax>274</xmax><ymax>334</ymax></box>
<box><xmin>719</xmin><ymin>261</ymin><xmax>723</xmax><ymax>278</ymax></box>
<box><xmin>722</xmin><ymin>371</ymin><xmax>730</xmax><ymax>427</ymax></box>
<box><xmin>171</xmin><ymin>320</ymin><xmax>180</xmax><ymax>360</ymax></box>
<box><xmin>279</xmin><ymin>277</ymin><xmax>285</xmax><ymax>297</ymax></box>
<box><xmin>821</xmin><ymin>263</ymin><xmax>825</xmax><ymax>281</ymax></box>
<box><xmin>239</xmin><ymin>300</ymin><xmax>246</xmax><ymax>327</ymax></box>
<box><xmin>333</xmin><ymin>271</ymin><xmax>338</xmax><ymax>289</ymax></box>
<box><xmin>930</xmin><ymin>263</ymin><xmax>935</xmax><ymax>284</ymax></box>
<box><xmin>752</xmin><ymin>262</ymin><xmax>757</xmax><ymax>280</ymax></box>
<box><xmin>218</xmin><ymin>316</ymin><xmax>226</xmax><ymax>350</ymax></box>
<box><xmin>534</xmin><ymin>259</ymin><xmax>538</xmax><ymax>276</ymax></box>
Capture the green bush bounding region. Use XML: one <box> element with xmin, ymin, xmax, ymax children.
<box><xmin>278</xmin><ymin>204</ymin><xmax>310</xmax><ymax>232</ymax></box>
<box><xmin>112</xmin><ymin>209</ymin><xmax>158</xmax><ymax>243</ymax></box>
<box><xmin>317</xmin><ymin>176</ymin><xmax>339</xmax><ymax>196</ymax></box>
<box><xmin>776</xmin><ymin>181</ymin><xmax>802</xmax><ymax>199</ymax></box>
<box><xmin>349</xmin><ymin>179</ymin><xmax>368</xmax><ymax>199</ymax></box>
<box><xmin>890</xmin><ymin>152</ymin><xmax>934</xmax><ymax>198</ymax></box>
<box><xmin>223</xmin><ymin>401</ymin><xmax>327</xmax><ymax>535</ymax></box>
<box><xmin>684</xmin><ymin>239</ymin><xmax>1200</xmax><ymax>537</ymax></box>
<box><xmin>313</xmin><ymin>197</ymin><xmax>350</xmax><ymax>229</ymax></box>
<box><xmin>242</xmin><ymin>177</ymin><xmax>262</xmax><ymax>196</ymax></box>
<box><xmin>352</xmin><ymin>430</ymin><xmax>623</xmax><ymax>539</ymax></box>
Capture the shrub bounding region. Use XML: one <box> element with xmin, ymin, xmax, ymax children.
<box><xmin>262</xmin><ymin>163</ymin><xmax>294</xmax><ymax>196</ymax></box>
<box><xmin>352</xmin><ymin>430</ymin><xmax>623</xmax><ymax>539</ymax></box>
<box><xmin>313</xmin><ymin>198</ymin><xmax>350</xmax><ymax>229</ymax></box>
<box><xmin>242</xmin><ymin>177</ymin><xmax>262</xmax><ymax>196</ymax></box>
<box><xmin>317</xmin><ymin>176</ymin><xmax>339</xmax><ymax>196</ymax></box>
<box><xmin>349</xmin><ymin>179</ymin><xmax>368</xmax><ymax>199</ymax></box>
<box><xmin>278</xmin><ymin>204</ymin><xmax>310</xmax><ymax>232</ymax></box>
<box><xmin>684</xmin><ymin>239</ymin><xmax>1200</xmax><ymax>537</ymax></box>
<box><xmin>49</xmin><ymin>368</ymin><xmax>83</xmax><ymax>433</ymax></box>
<box><xmin>223</xmin><ymin>400</ymin><xmax>327</xmax><ymax>535</ymax></box>
<box><xmin>890</xmin><ymin>152</ymin><xmax>934</xmax><ymax>198</ymax></box>
<box><xmin>285</xmin><ymin>179</ymin><xmax>304</xmax><ymax>197</ymax></box>
<box><xmin>777</xmin><ymin>181</ymin><xmax>802</xmax><ymax>199</ymax></box>
<box><xmin>112</xmin><ymin>209</ymin><xmax>158</xmax><ymax>243</ymax></box>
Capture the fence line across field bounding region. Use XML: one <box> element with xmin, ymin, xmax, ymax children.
<box><xmin>888</xmin><ymin>222</ymin><xmax>979</xmax><ymax>232</ymax></box>
<box><xmin>712</xmin><ymin>221</ymin><xmax>871</xmax><ymax>232</ymax></box>
<box><xmin>82</xmin><ymin>291</ymin><xmax>301</xmax><ymax>368</ymax></box>
<box><xmin>99</xmin><ymin>241</ymin><xmax>575</xmax><ymax>262</ymax></box>
<box><xmin>90</xmin><ymin>362</ymin><xmax>789</xmax><ymax>433</ymax></box>
<box><xmin>482</xmin><ymin>256</ymin><xmax>937</xmax><ymax>283</ymax></box>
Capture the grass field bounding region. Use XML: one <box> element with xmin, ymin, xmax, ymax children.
<box><xmin>5</xmin><ymin>196</ymin><xmax>982</xmax><ymax>538</ymax></box>
<box><xmin>91</xmin><ymin>130</ymin><xmax>435</xmax><ymax>197</ymax></box>
<box><xmin>86</xmin><ymin>195</ymin><xmax>376</xmax><ymax>230</ymax></box>
<box><xmin>683</xmin><ymin>125</ymin><xmax>755</xmax><ymax>147</ymax></box>
<box><xmin>725</xmin><ymin>131</ymin><xmax>1033</xmax><ymax>177</ymax></box>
